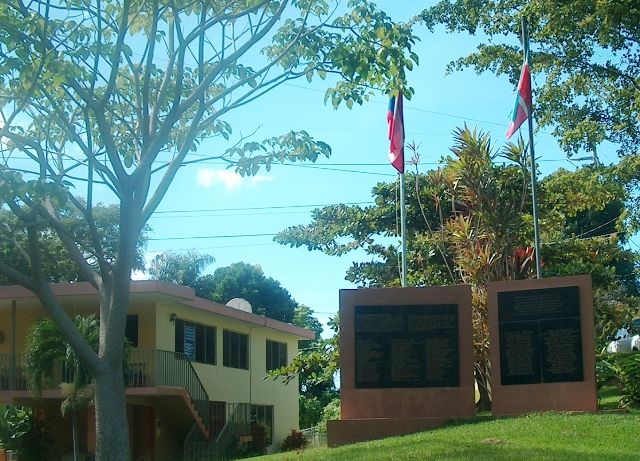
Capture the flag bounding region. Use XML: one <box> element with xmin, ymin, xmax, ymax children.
<box><xmin>506</xmin><ymin>54</ymin><xmax>532</xmax><ymax>139</ymax></box>
<box><xmin>387</xmin><ymin>91</ymin><xmax>405</xmax><ymax>173</ymax></box>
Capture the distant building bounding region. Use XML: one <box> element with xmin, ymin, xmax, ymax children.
<box><xmin>0</xmin><ymin>281</ymin><xmax>313</xmax><ymax>460</ymax></box>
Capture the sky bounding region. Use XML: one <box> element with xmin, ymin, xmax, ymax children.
<box><xmin>133</xmin><ymin>1</ymin><xmax>622</xmax><ymax>332</ymax></box>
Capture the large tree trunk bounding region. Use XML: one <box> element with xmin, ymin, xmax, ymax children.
<box><xmin>94</xmin><ymin>251</ymin><xmax>134</xmax><ymax>460</ymax></box>
<box><xmin>94</xmin><ymin>368</ymin><xmax>129</xmax><ymax>461</ymax></box>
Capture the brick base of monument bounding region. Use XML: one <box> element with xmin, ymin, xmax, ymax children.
<box><xmin>327</xmin><ymin>417</ymin><xmax>455</xmax><ymax>447</ymax></box>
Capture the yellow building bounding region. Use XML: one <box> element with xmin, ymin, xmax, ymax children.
<box><xmin>0</xmin><ymin>281</ymin><xmax>313</xmax><ymax>460</ymax></box>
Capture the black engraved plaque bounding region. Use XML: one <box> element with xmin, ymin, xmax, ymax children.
<box><xmin>498</xmin><ymin>286</ymin><xmax>583</xmax><ymax>385</ymax></box>
<box><xmin>354</xmin><ymin>304</ymin><xmax>459</xmax><ymax>389</ymax></box>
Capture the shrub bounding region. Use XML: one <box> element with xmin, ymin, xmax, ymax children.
<box><xmin>614</xmin><ymin>353</ymin><xmax>640</xmax><ymax>408</ymax></box>
<box><xmin>596</xmin><ymin>354</ymin><xmax>618</xmax><ymax>389</ymax></box>
<box><xmin>319</xmin><ymin>398</ymin><xmax>340</xmax><ymax>432</ymax></box>
<box><xmin>0</xmin><ymin>406</ymin><xmax>49</xmax><ymax>461</ymax></box>
<box><xmin>597</xmin><ymin>353</ymin><xmax>640</xmax><ymax>408</ymax></box>
<box><xmin>247</xmin><ymin>423</ymin><xmax>269</xmax><ymax>456</ymax></box>
<box><xmin>281</xmin><ymin>429</ymin><xmax>309</xmax><ymax>452</ymax></box>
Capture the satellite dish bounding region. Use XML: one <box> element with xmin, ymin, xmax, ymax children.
<box><xmin>226</xmin><ymin>297</ymin><xmax>252</xmax><ymax>313</ymax></box>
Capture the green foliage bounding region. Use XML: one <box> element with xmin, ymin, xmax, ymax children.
<box><xmin>280</xmin><ymin>429</ymin><xmax>310</xmax><ymax>452</ymax></box>
<box><xmin>599</xmin><ymin>353</ymin><xmax>640</xmax><ymax>409</ymax></box>
<box><xmin>149</xmin><ymin>255</ymin><xmax>300</xmax><ymax>323</ymax></box>
<box><xmin>318</xmin><ymin>397</ymin><xmax>340</xmax><ymax>432</ymax></box>
<box><xmin>418</xmin><ymin>0</ymin><xmax>640</xmax><ymax>157</ymax></box>
<box><xmin>0</xmin><ymin>205</ymin><xmax>149</xmax><ymax>285</ymax></box>
<box><xmin>24</xmin><ymin>315</ymin><xmax>99</xmax><ymax>395</ymax></box>
<box><xmin>228</xmin><ymin>423</ymin><xmax>269</xmax><ymax>459</ymax></box>
<box><xmin>292</xmin><ymin>305</ymin><xmax>324</xmax><ymax>349</ymax></box>
<box><xmin>201</xmin><ymin>262</ymin><xmax>299</xmax><ymax>323</ymax></box>
<box><xmin>148</xmin><ymin>250</ymin><xmax>214</xmax><ymax>289</ymax></box>
<box><xmin>0</xmin><ymin>406</ymin><xmax>49</xmax><ymax>461</ymax></box>
<box><xmin>270</xmin><ymin>315</ymin><xmax>338</xmax><ymax>427</ymax></box>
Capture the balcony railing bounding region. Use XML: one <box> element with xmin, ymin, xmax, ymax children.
<box><xmin>1</xmin><ymin>350</ymin><xmax>208</xmax><ymax>410</ymax></box>
<box><xmin>126</xmin><ymin>349</ymin><xmax>210</xmax><ymax>426</ymax></box>
<box><xmin>0</xmin><ymin>353</ymin><xmax>26</xmax><ymax>391</ymax></box>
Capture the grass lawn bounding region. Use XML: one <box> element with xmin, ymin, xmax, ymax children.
<box><xmin>258</xmin><ymin>411</ymin><xmax>640</xmax><ymax>461</ymax></box>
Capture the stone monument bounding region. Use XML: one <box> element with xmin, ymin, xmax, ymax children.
<box><xmin>327</xmin><ymin>286</ymin><xmax>476</xmax><ymax>447</ymax></box>
<box><xmin>487</xmin><ymin>275</ymin><xmax>597</xmax><ymax>415</ymax></box>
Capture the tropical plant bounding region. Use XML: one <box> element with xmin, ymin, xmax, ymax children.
<box><xmin>280</xmin><ymin>428</ymin><xmax>309</xmax><ymax>452</ymax></box>
<box><xmin>0</xmin><ymin>406</ymin><xmax>49</xmax><ymax>461</ymax></box>
<box><xmin>23</xmin><ymin>315</ymin><xmax>99</xmax><ymax>461</ymax></box>
<box><xmin>598</xmin><ymin>353</ymin><xmax>640</xmax><ymax>408</ymax></box>
<box><xmin>147</xmin><ymin>251</ymin><xmax>214</xmax><ymax>290</ymax></box>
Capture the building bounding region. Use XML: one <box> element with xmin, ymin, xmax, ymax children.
<box><xmin>0</xmin><ymin>281</ymin><xmax>314</xmax><ymax>460</ymax></box>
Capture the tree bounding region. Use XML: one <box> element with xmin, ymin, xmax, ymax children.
<box><xmin>148</xmin><ymin>250</ymin><xmax>214</xmax><ymax>289</ymax></box>
<box><xmin>271</xmin><ymin>314</ymin><xmax>339</xmax><ymax>428</ymax></box>
<box><xmin>23</xmin><ymin>315</ymin><xmax>99</xmax><ymax>461</ymax></box>
<box><xmin>0</xmin><ymin>1</ymin><xmax>417</xmax><ymax>459</ymax></box>
<box><xmin>292</xmin><ymin>304</ymin><xmax>323</xmax><ymax>347</ymax></box>
<box><xmin>277</xmin><ymin>127</ymin><xmax>640</xmax><ymax>409</ymax></box>
<box><xmin>200</xmin><ymin>262</ymin><xmax>299</xmax><ymax>322</ymax></box>
<box><xmin>0</xmin><ymin>205</ymin><xmax>149</xmax><ymax>285</ymax></box>
<box><xmin>149</xmin><ymin>254</ymin><xmax>307</xmax><ymax>322</ymax></box>
<box><xmin>418</xmin><ymin>0</ymin><xmax>640</xmax><ymax>157</ymax></box>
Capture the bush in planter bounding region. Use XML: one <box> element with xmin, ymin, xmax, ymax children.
<box><xmin>281</xmin><ymin>429</ymin><xmax>309</xmax><ymax>452</ymax></box>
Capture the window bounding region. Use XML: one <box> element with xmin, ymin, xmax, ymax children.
<box><xmin>251</xmin><ymin>405</ymin><xmax>274</xmax><ymax>445</ymax></box>
<box><xmin>266</xmin><ymin>340</ymin><xmax>287</xmax><ymax>371</ymax></box>
<box><xmin>125</xmin><ymin>315</ymin><xmax>139</xmax><ymax>347</ymax></box>
<box><xmin>223</xmin><ymin>330</ymin><xmax>248</xmax><ymax>369</ymax></box>
<box><xmin>175</xmin><ymin>318</ymin><xmax>216</xmax><ymax>365</ymax></box>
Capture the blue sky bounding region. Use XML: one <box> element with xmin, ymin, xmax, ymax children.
<box><xmin>137</xmin><ymin>1</ymin><xmax>620</xmax><ymax>331</ymax></box>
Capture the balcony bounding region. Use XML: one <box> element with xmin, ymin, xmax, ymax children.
<box><xmin>0</xmin><ymin>349</ymin><xmax>211</xmax><ymax>438</ymax></box>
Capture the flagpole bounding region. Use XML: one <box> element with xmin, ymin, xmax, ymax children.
<box><xmin>400</xmin><ymin>172</ymin><xmax>408</xmax><ymax>287</ymax></box>
<box><xmin>522</xmin><ymin>17</ymin><xmax>543</xmax><ymax>279</ymax></box>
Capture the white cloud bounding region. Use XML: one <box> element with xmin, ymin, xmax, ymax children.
<box><xmin>195</xmin><ymin>168</ymin><xmax>273</xmax><ymax>191</ymax></box>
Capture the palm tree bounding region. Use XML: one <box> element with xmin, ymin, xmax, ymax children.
<box><xmin>23</xmin><ymin>315</ymin><xmax>99</xmax><ymax>461</ymax></box>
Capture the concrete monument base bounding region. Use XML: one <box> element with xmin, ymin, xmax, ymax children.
<box><xmin>327</xmin><ymin>416</ymin><xmax>453</xmax><ymax>447</ymax></box>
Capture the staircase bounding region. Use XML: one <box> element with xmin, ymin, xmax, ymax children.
<box><xmin>127</xmin><ymin>349</ymin><xmax>211</xmax><ymax>438</ymax></box>
<box><xmin>183</xmin><ymin>403</ymin><xmax>253</xmax><ymax>461</ymax></box>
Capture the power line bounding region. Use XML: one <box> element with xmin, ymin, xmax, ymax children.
<box><xmin>148</xmin><ymin>232</ymin><xmax>276</xmax><ymax>241</ymax></box>
<box><xmin>152</xmin><ymin>200</ymin><xmax>373</xmax><ymax>215</ymax></box>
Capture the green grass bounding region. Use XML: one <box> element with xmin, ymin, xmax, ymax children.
<box><xmin>258</xmin><ymin>411</ymin><xmax>640</xmax><ymax>461</ymax></box>
<box><xmin>598</xmin><ymin>385</ymin><xmax>622</xmax><ymax>410</ymax></box>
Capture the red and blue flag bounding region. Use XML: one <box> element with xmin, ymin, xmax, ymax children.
<box><xmin>387</xmin><ymin>91</ymin><xmax>405</xmax><ymax>173</ymax></box>
<box><xmin>506</xmin><ymin>53</ymin><xmax>532</xmax><ymax>139</ymax></box>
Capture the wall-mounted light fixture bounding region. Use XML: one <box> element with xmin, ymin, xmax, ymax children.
<box><xmin>169</xmin><ymin>313</ymin><xmax>177</xmax><ymax>323</ymax></box>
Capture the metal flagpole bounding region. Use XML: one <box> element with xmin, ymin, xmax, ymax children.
<box><xmin>400</xmin><ymin>172</ymin><xmax>408</xmax><ymax>287</ymax></box>
<box><xmin>522</xmin><ymin>18</ymin><xmax>543</xmax><ymax>279</ymax></box>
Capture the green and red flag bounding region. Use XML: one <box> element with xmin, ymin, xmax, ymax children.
<box><xmin>506</xmin><ymin>53</ymin><xmax>532</xmax><ymax>139</ymax></box>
